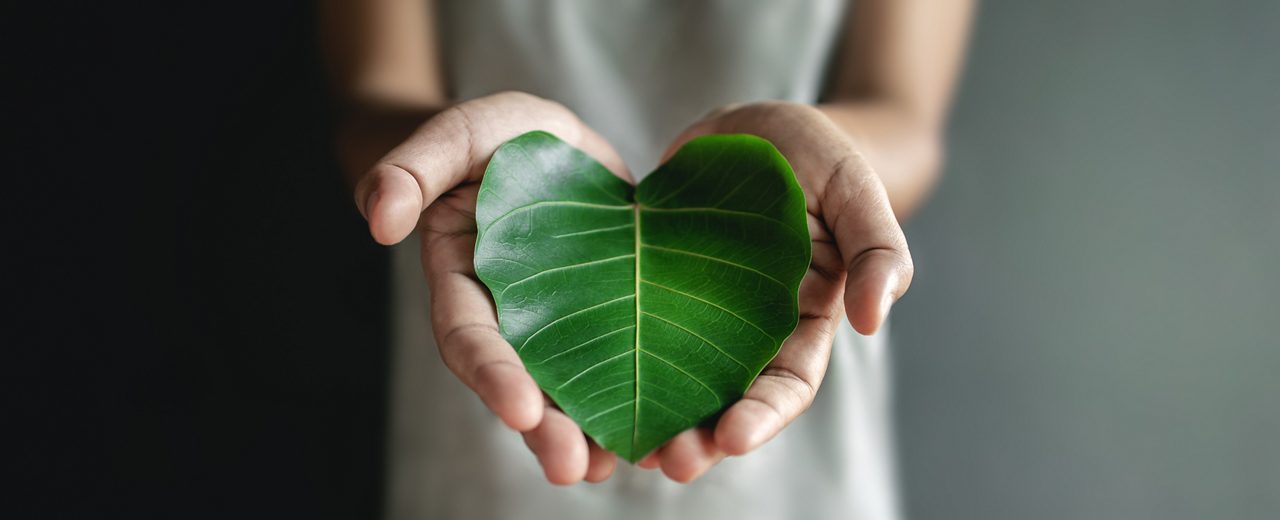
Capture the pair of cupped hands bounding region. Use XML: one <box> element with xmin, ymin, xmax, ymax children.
<box><xmin>356</xmin><ymin>91</ymin><xmax>913</xmax><ymax>485</ymax></box>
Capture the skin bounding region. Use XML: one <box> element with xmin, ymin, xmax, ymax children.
<box><xmin>321</xmin><ymin>0</ymin><xmax>973</xmax><ymax>485</ymax></box>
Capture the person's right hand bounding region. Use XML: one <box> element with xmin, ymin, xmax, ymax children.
<box><xmin>355</xmin><ymin>91</ymin><xmax>632</xmax><ymax>485</ymax></box>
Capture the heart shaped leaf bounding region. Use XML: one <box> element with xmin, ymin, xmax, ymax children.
<box><xmin>474</xmin><ymin>131</ymin><xmax>810</xmax><ymax>462</ymax></box>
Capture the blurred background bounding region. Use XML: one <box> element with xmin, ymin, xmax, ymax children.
<box><xmin>894</xmin><ymin>1</ymin><xmax>1279</xmax><ymax>518</ymax></box>
<box><xmin>9</xmin><ymin>1</ymin><xmax>1277</xmax><ymax>519</ymax></box>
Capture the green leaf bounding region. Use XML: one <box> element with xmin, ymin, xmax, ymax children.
<box><xmin>474</xmin><ymin>131</ymin><xmax>810</xmax><ymax>462</ymax></box>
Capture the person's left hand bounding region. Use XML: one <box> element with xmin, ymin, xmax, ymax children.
<box><xmin>635</xmin><ymin>101</ymin><xmax>914</xmax><ymax>482</ymax></box>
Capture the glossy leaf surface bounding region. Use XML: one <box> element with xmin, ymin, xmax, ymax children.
<box><xmin>474</xmin><ymin>131</ymin><xmax>810</xmax><ymax>462</ymax></box>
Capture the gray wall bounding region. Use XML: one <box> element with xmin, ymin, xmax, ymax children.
<box><xmin>893</xmin><ymin>1</ymin><xmax>1280</xmax><ymax>518</ymax></box>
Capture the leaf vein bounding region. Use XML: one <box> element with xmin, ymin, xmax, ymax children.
<box><xmin>640</xmin><ymin>396</ymin><xmax>694</xmax><ymax>423</ymax></box>
<box><xmin>640</xmin><ymin>311</ymin><xmax>751</xmax><ymax>374</ymax></box>
<box><xmin>517</xmin><ymin>294</ymin><xmax>635</xmax><ymax>353</ymax></box>
<box><xmin>550</xmin><ymin>222</ymin><xmax>635</xmax><ymax>238</ymax></box>
<box><xmin>582</xmin><ymin>399</ymin><xmax>635</xmax><ymax>423</ymax></box>
<box><xmin>708</xmin><ymin>164</ymin><xmax>769</xmax><ymax>207</ymax></box>
<box><xmin>640</xmin><ymin>349</ymin><xmax>724</xmax><ymax>407</ymax></box>
<box><xmin>483</xmin><ymin>200</ymin><xmax>632</xmax><ymax>235</ymax></box>
<box><xmin>500</xmin><ymin>254</ymin><xmax>635</xmax><ymax>296</ymax></box>
<box><xmin>555</xmin><ymin>350</ymin><xmax>633</xmax><ymax>391</ymax></box>
<box><xmin>579</xmin><ymin>380</ymin><xmax>633</xmax><ymax>403</ymax></box>
<box><xmin>639</xmin><ymin>206</ymin><xmax>806</xmax><ymax>242</ymax></box>
<box><xmin>527</xmin><ymin>325</ymin><xmax>636</xmax><ymax>366</ymax></box>
<box><xmin>640</xmin><ymin>244</ymin><xmax>790</xmax><ymax>290</ymax></box>
<box><xmin>644</xmin><ymin>146</ymin><xmax>731</xmax><ymax>206</ymax></box>
<box><xmin>641</xmin><ymin>281</ymin><xmax>775</xmax><ymax>341</ymax></box>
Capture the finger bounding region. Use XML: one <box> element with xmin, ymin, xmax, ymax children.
<box><xmin>422</xmin><ymin>186</ymin><xmax>543</xmax><ymax>431</ymax></box>
<box><xmin>820</xmin><ymin>152</ymin><xmax>913</xmax><ymax>335</ymax></box>
<box><xmin>637</xmin><ymin>451</ymin><xmax>661</xmax><ymax>469</ymax></box>
<box><xmin>706</xmin><ymin>217</ymin><xmax>843</xmax><ymax>456</ymax></box>
<box><xmin>658</xmin><ymin>428</ymin><xmax>725</xmax><ymax>483</ymax></box>
<box><xmin>714</xmin><ymin>301</ymin><xmax>838</xmax><ymax>455</ymax></box>
<box><xmin>585</xmin><ymin>439</ymin><xmax>617</xmax><ymax>483</ymax></box>
<box><xmin>522</xmin><ymin>407</ymin><xmax>590</xmax><ymax>485</ymax></box>
<box><xmin>669</xmin><ymin>103</ymin><xmax>913</xmax><ymax>334</ymax></box>
<box><xmin>432</xmin><ymin>315</ymin><xmax>543</xmax><ymax>431</ymax></box>
<box><xmin>356</xmin><ymin>91</ymin><xmax>631</xmax><ymax>245</ymax></box>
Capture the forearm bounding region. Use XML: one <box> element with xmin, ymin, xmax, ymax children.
<box><xmin>817</xmin><ymin>102</ymin><xmax>944</xmax><ymax>220</ymax></box>
<box><xmin>818</xmin><ymin>0</ymin><xmax>972</xmax><ymax>220</ymax></box>
<box><xmin>320</xmin><ymin>0</ymin><xmax>447</xmax><ymax>186</ymax></box>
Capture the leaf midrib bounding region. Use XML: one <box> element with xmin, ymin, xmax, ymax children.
<box><xmin>631</xmin><ymin>203</ymin><xmax>642</xmax><ymax>458</ymax></box>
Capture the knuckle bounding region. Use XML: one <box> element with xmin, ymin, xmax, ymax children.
<box><xmin>368</xmin><ymin>160</ymin><xmax>417</xmax><ymax>183</ymax></box>
<box><xmin>821</xmin><ymin>154</ymin><xmax>893</xmax><ymax>224</ymax></box>
<box><xmin>364</xmin><ymin>161</ymin><xmax>427</xmax><ymax>203</ymax></box>
<box><xmin>435</xmin><ymin>322</ymin><xmax>500</xmax><ymax>357</ymax></box>
<box><xmin>432</xmin><ymin>104</ymin><xmax>477</xmax><ymax>139</ymax></box>
<box><xmin>899</xmin><ymin>248</ymin><xmax>916</xmax><ymax>271</ymax></box>
<box><xmin>898</xmin><ymin>252</ymin><xmax>916</xmax><ymax>284</ymax></box>
<box><xmin>760</xmin><ymin>367</ymin><xmax>817</xmax><ymax>412</ymax></box>
<box><xmin>437</xmin><ymin>102</ymin><xmax>468</xmax><ymax>121</ymax></box>
<box><xmin>831</xmin><ymin>152</ymin><xmax>876</xmax><ymax>189</ymax></box>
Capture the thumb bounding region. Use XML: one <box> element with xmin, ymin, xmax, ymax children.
<box><xmin>822</xmin><ymin>154</ymin><xmax>914</xmax><ymax>335</ymax></box>
<box><xmin>353</xmin><ymin>91</ymin><xmax>630</xmax><ymax>246</ymax></box>
<box><xmin>356</xmin><ymin>163</ymin><xmax>428</xmax><ymax>246</ymax></box>
<box><xmin>352</xmin><ymin>103</ymin><xmax>474</xmax><ymax>246</ymax></box>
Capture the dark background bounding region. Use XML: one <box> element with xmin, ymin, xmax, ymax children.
<box><xmin>9</xmin><ymin>2</ymin><xmax>1278</xmax><ymax>519</ymax></box>
<box><xmin>10</xmin><ymin>3</ymin><xmax>390</xmax><ymax>518</ymax></box>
